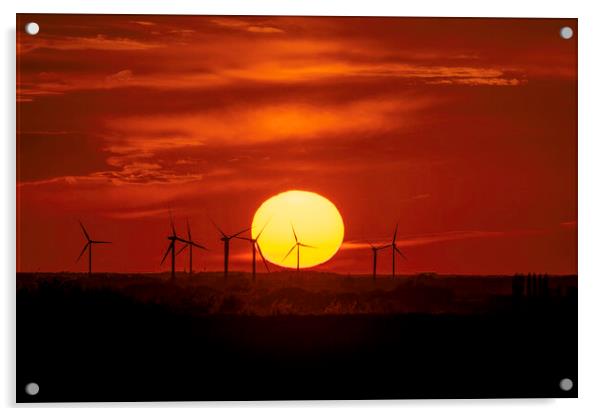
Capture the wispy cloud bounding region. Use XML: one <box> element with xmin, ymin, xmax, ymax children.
<box><xmin>341</xmin><ymin>229</ymin><xmax>540</xmax><ymax>251</ymax></box>
<box><xmin>409</xmin><ymin>193</ymin><xmax>431</xmax><ymax>201</ymax></box>
<box><xmin>17</xmin><ymin>160</ymin><xmax>204</xmax><ymax>187</ymax></box>
<box><xmin>560</xmin><ymin>220</ymin><xmax>577</xmax><ymax>228</ymax></box>
<box><xmin>247</xmin><ymin>26</ymin><xmax>284</xmax><ymax>34</ymax></box>
<box><xmin>103</xmin><ymin>207</ymin><xmax>168</xmax><ymax>220</ymax></box>
<box><xmin>220</xmin><ymin>61</ymin><xmax>525</xmax><ymax>86</ymax></box>
<box><xmin>17</xmin><ymin>70</ymin><xmax>227</xmax><ymax>100</ymax></box>
<box><xmin>104</xmin><ymin>69</ymin><xmax>134</xmax><ymax>84</ymax></box>
<box><xmin>130</xmin><ymin>21</ymin><xmax>156</xmax><ymax>27</ymax></box>
<box><xmin>19</xmin><ymin>34</ymin><xmax>161</xmax><ymax>53</ymax></box>
<box><xmin>427</xmin><ymin>77</ymin><xmax>524</xmax><ymax>86</ymax></box>
<box><xmin>210</xmin><ymin>18</ymin><xmax>284</xmax><ymax>34</ymax></box>
<box><xmin>104</xmin><ymin>96</ymin><xmax>433</xmax><ymax>151</ymax></box>
<box><xmin>17</xmin><ymin>40</ymin><xmax>525</xmax><ymax>101</ymax></box>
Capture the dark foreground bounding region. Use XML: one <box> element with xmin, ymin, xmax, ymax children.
<box><xmin>17</xmin><ymin>272</ymin><xmax>577</xmax><ymax>401</ymax></box>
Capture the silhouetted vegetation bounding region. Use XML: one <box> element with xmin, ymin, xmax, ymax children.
<box><xmin>17</xmin><ymin>272</ymin><xmax>577</xmax><ymax>401</ymax></box>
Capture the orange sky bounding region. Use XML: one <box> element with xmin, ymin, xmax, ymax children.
<box><xmin>16</xmin><ymin>15</ymin><xmax>577</xmax><ymax>275</ymax></box>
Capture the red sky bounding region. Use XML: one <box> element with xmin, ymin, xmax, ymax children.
<box><xmin>16</xmin><ymin>15</ymin><xmax>577</xmax><ymax>275</ymax></box>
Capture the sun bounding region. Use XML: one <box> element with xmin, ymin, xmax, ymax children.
<box><xmin>252</xmin><ymin>190</ymin><xmax>344</xmax><ymax>269</ymax></box>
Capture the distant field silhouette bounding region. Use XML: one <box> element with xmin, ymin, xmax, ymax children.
<box><xmin>17</xmin><ymin>272</ymin><xmax>577</xmax><ymax>401</ymax></box>
<box><xmin>16</xmin><ymin>271</ymin><xmax>577</xmax><ymax>315</ymax></box>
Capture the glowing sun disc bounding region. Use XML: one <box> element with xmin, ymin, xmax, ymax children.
<box><xmin>252</xmin><ymin>190</ymin><xmax>344</xmax><ymax>269</ymax></box>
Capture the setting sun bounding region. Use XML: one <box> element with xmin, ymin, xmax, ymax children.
<box><xmin>252</xmin><ymin>190</ymin><xmax>345</xmax><ymax>269</ymax></box>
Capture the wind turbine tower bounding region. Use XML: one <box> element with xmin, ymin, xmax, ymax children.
<box><xmin>211</xmin><ymin>219</ymin><xmax>250</xmax><ymax>279</ymax></box>
<box><xmin>176</xmin><ymin>219</ymin><xmax>208</xmax><ymax>274</ymax></box>
<box><xmin>369</xmin><ymin>243</ymin><xmax>387</xmax><ymax>280</ymax></box>
<box><xmin>387</xmin><ymin>223</ymin><xmax>407</xmax><ymax>278</ymax></box>
<box><xmin>236</xmin><ymin>221</ymin><xmax>271</xmax><ymax>281</ymax></box>
<box><xmin>282</xmin><ymin>224</ymin><xmax>315</xmax><ymax>272</ymax></box>
<box><xmin>161</xmin><ymin>214</ymin><xmax>196</xmax><ymax>280</ymax></box>
<box><xmin>76</xmin><ymin>221</ymin><xmax>111</xmax><ymax>276</ymax></box>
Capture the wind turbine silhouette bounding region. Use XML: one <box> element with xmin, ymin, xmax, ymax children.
<box><xmin>383</xmin><ymin>223</ymin><xmax>407</xmax><ymax>278</ymax></box>
<box><xmin>211</xmin><ymin>219</ymin><xmax>250</xmax><ymax>279</ymax></box>
<box><xmin>282</xmin><ymin>224</ymin><xmax>315</xmax><ymax>272</ymax></box>
<box><xmin>161</xmin><ymin>213</ymin><xmax>195</xmax><ymax>280</ymax></box>
<box><xmin>76</xmin><ymin>221</ymin><xmax>111</xmax><ymax>276</ymax></box>
<box><xmin>369</xmin><ymin>243</ymin><xmax>388</xmax><ymax>280</ymax></box>
<box><xmin>236</xmin><ymin>220</ymin><xmax>271</xmax><ymax>281</ymax></box>
<box><xmin>175</xmin><ymin>219</ymin><xmax>208</xmax><ymax>274</ymax></box>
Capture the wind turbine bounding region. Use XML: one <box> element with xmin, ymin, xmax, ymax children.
<box><xmin>211</xmin><ymin>219</ymin><xmax>250</xmax><ymax>279</ymax></box>
<box><xmin>384</xmin><ymin>223</ymin><xmax>407</xmax><ymax>278</ymax></box>
<box><xmin>282</xmin><ymin>224</ymin><xmax>315</xmax><ymax>272</ymax></box>
<box><xmin>236</xmin><ymin>221</ymin><xmax>271</xmax><ymax>281</ymax></box>
<box><xmin>160</xmin><ymin>213</ymin><xmax>194</xmax><ymax>280</ymax></box>
<box><xmin>76</xmin><ymin>221</ymin><xmax>111</xmax><ymax>276</ymax></box>
<box><xmin>175</xmin><ymin>219</ymin><xmax>208</xmax><ymax>274</ymax></box>
<box><xmin>369</xmin><ymin>243</ymin><xmax>388</xmax><ymax>280</ymax></box>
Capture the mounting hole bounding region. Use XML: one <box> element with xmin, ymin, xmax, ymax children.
<box><xmin>560</xmin><ymin>26</ymin><xmax>573</xmax><ymax>40</ymax></box>
<box><xmin>25</xmin><ymin>382</ymin><xmax>39</xmax><ymax>396</ymax></box>
<box><xmin>559</xmin><ymin>378</ymin><xmax>573</xmax><ymax>391</ymax></box>
<box><xmin>25</xmin><ymin>22</ymin><xmax>40</xmax><ymax>36</ymax></box>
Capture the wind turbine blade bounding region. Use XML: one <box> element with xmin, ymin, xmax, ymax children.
<box><xmin>209</xmin><ymin>218</ymin><xmax>227</xmax><ymax>238</ymax></box>
<box><xmin>79</xmin><ymin>221</ymin><xmax>90</xmax><ymax>241</ymax></box>
<box><xmin>175</xmin><ymin>244</ymin><xmax>188</xmax><ymax>256</ymax></box>
<box><xmin>256</xmin><ymin>218</ymin><xmax>271</xmax><ymax>241</ymax></box>
<box><xmin>298</xmin><ymin>243</ymin><xmax>316</xmax><ymax>249</ymax></box>
<box><xmin>395</xmin><ymin>246</ymin><xmax>407</xmax><ymax>260</ymax></box>
<box><xmin>174</xmin><ymin>236</ymin><xmax>191</xmax><ymax>244</ymax></box>
<box><xmin>256</xmin><ymin>243</ymin><xmax>270</xmax><ymax>273</ymax></box>
<box><xmin>282</xmin><ymin>244</ymin><xmax>297</xmax><ymax>262</ymax></box>
<box><xmin>393</xmin><ymin>223</ymin><xmax>399</xmax><ymax>243</ymax></box>
<box><xmin>160</xmin><ymin>241</ymin><xmax>173</xmax><ymax>265</ymax></box>
<box><xmin>186</xmin><ymin>218</ymin><xmax>191</xmax><ymax>241</ymax></box>
<box><xmin>291</xmin><ymin>224</ymin><xmax>298</xmax><ymax>243</ymax></box>
<box><xmin>230</xmin><ymin>227</ymin><xmax>251</xmax><ymax>239</ymax></box>
<box><xmin>235</xmin><ymin>236</ymin><xmax>252</xmax><ymax>242</ymax></box>
<box><xmin>92</xmin><ymin>240</ymin><xmax>111</xmax><ymax>244</ymax></box>
<box><xmin>76</xmin><ymin>242</ymin><xmax>90</xmax><ymax>262</ymax></box>
<box><xmin>190</xmin><ymin>241</ymin><xmax>208</xmax><ymax>250</ymax></box>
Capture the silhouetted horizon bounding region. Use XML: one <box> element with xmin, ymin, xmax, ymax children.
<box><xmin>16</xmin><ymin>270</ymin><xmax>578</xmax><ymax>279</ymax></box>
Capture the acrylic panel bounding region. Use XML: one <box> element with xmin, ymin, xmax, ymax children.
<box><xmin>16</xmin><ymin>14</ymin><xmax>577</xmax><ymax>402</ymax></box>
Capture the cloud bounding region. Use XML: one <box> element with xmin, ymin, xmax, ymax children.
<box><xmin>17</xmin><ymin>165</ymin><xmax>288</xmax><ymax>218</ymax></box>
<box><xmin>410</xmin><ymin>193</ymin><xmax>431</xmax><ymax>200</ymax></box>
<box><xmin>168</xmin><ymin>29</ymin><xmax>196</xmax><ymax>35</ymax></box>
<box><xmin>131</xmin><ymin>21</ymin><xmax>156</xmax><ymax>26</ymax></box>
<box><xmin>341</xmin><ymin>229</ymin><xmax>534</xmax><ymax>250</ymax></box>
<box><xmin>17</xmin><ymin>175</ymin><xmax>205</xmax><ymax>219</ymax></box>
<box><xmin>16</xmin><ymin>60</ymin><xmax>526</xmax><ymax>102</ymax></box>
<box><xmin>92</xmin><ymin>162</ymin><xmax>167</xmax><ymax>184</ymax></box>
<box><xmin>104</xmin><ymin>69</ymin><xmax>134</xmax><ymax>85</ymax></box>
<box><xmin>560</xmin><ymin>220</ymin><xmax>577</xmax><ymax>228</ymax></box>
<box><xmin>19</xmin><ymin>34</ymin><xmax>161</xmax><ymax>53</ymax></box>
<box><xmin>104</xmin><ymin>96</ymin><xmax>433</xmax><ymax>153</ymax></box>
<box><xmin>427</xmin><ymin>77</ymin><xmax>525</xmax><ymax>86</ymax></box>
<box><xmin>103</xmin><ymin>207</ymin><xmax>169</xmax><ymax>220</ymax></box>
<box><xmin>17</xmin><ymin>30</ymin><xmax>527</xmax><ymax>102</ymax></box>
<box><xmin>16</xmin><ymin>15</ymin><xmax>573</xmax><ymax>105</ymax></box>
<box><xmin>17</xmin><ymin>70</ymin><xmax>227</xmax><ymax>100</ymax></box>
<box><xmin>247</xmin><ymin>26</ymin><xmax>284</xmax><ymax>34</ymax></box>
<box><xmin>210</xmin><ymin>18</ymin><xmax>284</xmax><ymax>34</ymax></box>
